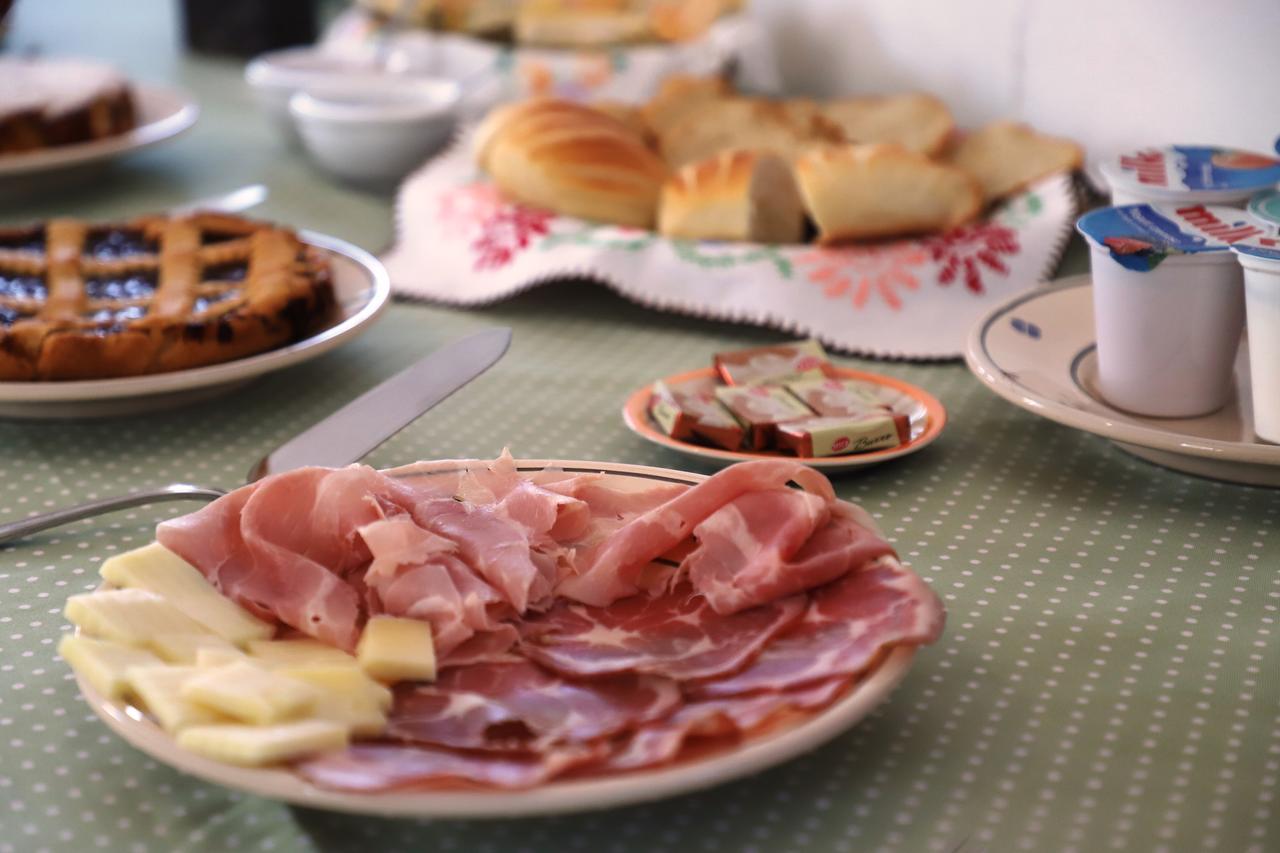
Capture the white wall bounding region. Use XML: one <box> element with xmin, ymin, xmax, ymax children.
<box><xmin>750</xmin><ymin>0</ymin><xmax>1280</xmax><ymax>163</ymax></box>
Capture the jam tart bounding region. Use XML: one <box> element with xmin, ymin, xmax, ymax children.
<box><xmin>0</xmin><ymin>212</ymin><xmax>334</xmax><ymax>381</ymax></box>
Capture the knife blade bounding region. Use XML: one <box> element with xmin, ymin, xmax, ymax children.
<box><xmin>249</xmin><ymin>326</ymin><xmax>512</xmax><ymax>480</ymax></box>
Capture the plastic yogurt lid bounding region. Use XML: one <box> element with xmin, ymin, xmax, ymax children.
<box><xmin>1099</xmin><ymin>144</ymin><xmax>1280</xmax><ymax>198</ymax></box>
<box><xmin>1076</xmin><ymin>203</ymin><xmax>1268</xmax><ymax>271</ymax></box>
<box><xmin>1230</xmin><ymin>233</ymin><xmax>1280</xmax><ymax>264</ymax></box>
<box><xmin>1247</xmin><ymin>189</ymin><xmax>1280</xmax><ymax>229</ymax></box>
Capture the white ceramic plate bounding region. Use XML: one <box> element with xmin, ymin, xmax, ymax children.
<box><xmin>76</xmin><ymin>460</ymin><xmax>923</xmax><ymax>818</ymax></box>
<box><xmin>623</xmin><ymin>368</ymin><xmax>947</xmax><ymax>472</ymax></box>
<box><xmin>0</xmin><ymin>83</ymin><xmax>199</xmax><ymax>179</ymax></box>
<box><xmin>965</xmin><ymin>275</ymin><xmax>1280</xmax><ymax>487</ymax></box>
<box><xmin>0</xmin><ymin>231</ymin><xmax>390</xmax><ymax>418</ymax></box>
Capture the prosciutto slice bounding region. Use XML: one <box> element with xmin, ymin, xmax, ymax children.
<box><xmin>387</xmin><ymin>660</ymin><xmax>680</xmax><ymax>750</ymax></box>
<box><xmin>687</xmin><ymin>498</ymin><xmax>896</xmax><ymax>615</ymax></box>
<box><xmin>607</xmin><ymin>678</ymin><xmax>851</xmax><ymax>771</ymax></box>
<box><xmin>295</xmin><ymin>742</ymin><xmax>606</xmax><ymax>792</ymax></box>
<box><xmin>691</xmin><ymin>557</ymin><xmax>945</xmax><ymax>698</ymax></box>
<box><xmin>518</xmin><ymin>582</ymin><xmax>805</xmax><ymax>681</ymax></box>
<box><xmin>557</xmin><ymin>460</ymin><xmax>838</xmax><ymax>607</ymax></box>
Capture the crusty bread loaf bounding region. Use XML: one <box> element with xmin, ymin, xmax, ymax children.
<box><xmin>640</xmin><ymin>74</ymin><xmax>733</xmax><ymax>139</ymax></box>
<box><xmin>514</xmin><ymin>1</ymin><xmax>649</xmax><ymax>47</ymax></box>
<box><xmin>658</xmin><ymin>97</ymin><xmax>845</xmax><ymax>169</ymax></box>
<box><xmin>648</xmin><ymin>0</ymin><xmax>726</xmax><ymax>42</ymax></box>
<box><xmin>821</xmin><ymin>93</ymin><xmax>954</xmax><ymax>157</ymax></box>
<box><xmin>948</xmin><ymin>121</ymin><xmax>1083</xmax><ymax>202</ymax></box>
<box><xmin>475</xmin><ymin>98</ymin><xmax>668</xmax><ymax>228</ymax></box>
<box><xmin>794</xmin><ymin>144</ymin><xmax>983</xmax><ymax>243</ymax></box>
<box><xmin>591</xmin><ymin>100</ymin><xmax>653</xmax><ymax>144</ymax></box>
<box><xmin>658</xmin><ymin>149</ymin><xmax>806</xmax><ymax>244</ymax></box>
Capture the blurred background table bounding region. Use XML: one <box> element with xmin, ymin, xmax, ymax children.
<box><xmin>0</xmin><ymin>3</ymin><xmax>1275</xmax><ymax>852</ymax></box>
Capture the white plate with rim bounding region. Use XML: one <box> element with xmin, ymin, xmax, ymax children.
<box><xmin>0</xmin><ymin>231</ymin><xmax>390</xmax><ymax>418</ymax></box>
<box><xmin>623</xmin><ymin>367</ymin><xmax>947</xmax><ymax>472</ymax></box>
<box><xmin>965</xmin><ymin>275</ymin><xmax>1280</xmax><ymax>487</ymax></box>
<box><xmin>0</xmin><ymin>83</ymin><xmax>199</xmax><ymax>179</ymax></box>
<box><xmin>75</xmin><ymin>459</ymin><xmax>925</xmax><ymax>818</ymax></box>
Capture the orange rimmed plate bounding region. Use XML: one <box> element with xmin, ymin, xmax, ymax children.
<box><xmin>623</xmin><ymin>367</ymin><xmax>947</xmax><ymax>471</ymax></box>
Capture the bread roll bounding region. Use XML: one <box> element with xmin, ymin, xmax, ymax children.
<box><xmin>948</xmin><ymin>121</ymin><xmax>1083</xmax><ymax>201</ymax></box>
<box><xmin>515</xmin><ymin>1</ymin><xmax>649</xmax><ymax>47</ymax></box>
<box><xmin>648</xmin><ymin>0</ymin><xmax>726</xmax><ymax>42</ymax></box>
<box><xmin>821</xmin><ymin>93</ymin><xmax>954</xmax><ymax>157</ymax></box>
<box><xmin>658</xmin><ymin>149</ymin><xmax>806</xmax><ymax>244</ymax></box>
<box><xmin>794</xmin><ymin>144</ymin><xmax>982</xmax><ymax>243</ymax></box>
<box><xmin>658</xmin><ymin>98</ymin><xmax>845</xmax><ymax>169</ymax></box>
<box><xmin>640</xmin><ymin>74</ymin><xmax>732</xmax><ymax>138</ymax></box>
<box><xmin>475</xmin><ymin>99</ymin><xmax>668</xmax><ymax>228</ymax></box>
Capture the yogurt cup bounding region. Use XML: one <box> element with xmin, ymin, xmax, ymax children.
<box><xmin>1247</xmin><ymin>189</ymin><xmax>1280</xmax><ymax>234</ymax></box>
<box><xmin>1077</xmin><ymin>204</ymin><xmax>1266</xmax><ymax>417</ymax></box>
<box><xmin>1099</xmin><ymin>144</ymin><xmax>1280</xmax><ymax>207</ymax></box>
<box><xmin>1231</xmin><ymin>235</ymin><xmax>1280</xmax><ymax>443</ymax></box>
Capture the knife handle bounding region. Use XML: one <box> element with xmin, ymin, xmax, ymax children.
<box><xmin>0</xmin><ymin>484</ymin><xmax>227</xmax><ymax>546</ymax></box>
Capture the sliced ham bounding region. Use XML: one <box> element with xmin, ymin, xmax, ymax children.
<box><xmin>607</xmin><ymin>678</ymin><xmax>850</xmax><ymax>771</ymax></box>
<box><xmin>518</xmin><ymin>582</ymin><xmax>804</xmax><ymax>681</ymax></box>
<box><xmin>557</xmin><ymin>460</ymin><xmax>837</xmax><ymax>607</ymax></box>
<box><xmin>687</xmin><ymin>498</ymin><xmax>896</xmax><ymax>615</ymax></box>
<box><xmin>296</xmin><ymin>742</ymin><xmax>606</xmax><ymax>792</ymax></box>
<box><xmin>387</xmin><ymin>660</ymin><xmax>681</xmax><ymax>750</ymax></box>
<box><xmin>691</xmin><ymin>557</ymin><xmax>945</xmax><ymax>699</ymax></box>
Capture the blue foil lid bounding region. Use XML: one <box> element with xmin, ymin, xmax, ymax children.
<box><xmin>1077</xmin><ymin>204</ymin><xmax>1267</xmax><ymax>271</ymax></box>
<box><xmin>1104</xmin><ymin>144</ymin><xmax>1280</xmax><ymax>194</ymax></box>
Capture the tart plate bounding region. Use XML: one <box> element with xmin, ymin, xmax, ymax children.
<box><xmin>965</xmin><ymin>275</ymin><xmax>1280</xmax><ymax>487</ymax></box>
<box><xmin>0</xmin><ymin>230</ymin><xmax>390</xmax><ymax>418</ymax></box>
<box><xmin>77</xmin><ymin>459</ymin><xmax>923</xmax><ymax>818</ymax></box>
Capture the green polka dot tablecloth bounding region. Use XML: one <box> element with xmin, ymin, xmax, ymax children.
<box><xmin>2</xmin><ymin>4</ymin><xmax>1278</xmax><ymax>852</ymax></box>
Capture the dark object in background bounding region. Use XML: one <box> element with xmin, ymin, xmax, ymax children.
<box><xmin>181</xmin><ymin>0</ymin><xmax>317</xmax><ymax>57</ymax></box>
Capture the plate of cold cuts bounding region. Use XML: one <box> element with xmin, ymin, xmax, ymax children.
<box><xmin>73</xmin><ymin>453</ymin><xmax>945</xmax><ymax>818</ymax></box>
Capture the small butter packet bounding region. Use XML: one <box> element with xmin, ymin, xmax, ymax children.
<box><xmin>715</xmin><ymin>384</ymin><xmax>814</xmax><ymax>450</ymax></box>
<box><xmin>786</xmin><ymin>377</ymin><xmax>889</xmax><ymax>417</ymax></box>
<box><xmin>649</xmin><ymin>379</ymin><xmax>745</xmax><ymax>450</ymax></box>
<box><xmin>713</xmin><ymin>339</ymin><xmax>832</xmax><ymax>386</ymax></box>
<box><xmin>777</xmin><ymin>412</ymin><xmax>910</xmax><ymax>457</ymax></box>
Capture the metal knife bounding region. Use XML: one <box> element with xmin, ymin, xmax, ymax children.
<box><xmin>0</xmin><ymin>326</ymin><xmax>512</xmax><ymax>545</ymax></box>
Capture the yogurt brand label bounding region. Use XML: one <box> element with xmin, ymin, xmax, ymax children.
<box><xmin>1076</xmin><ymin>204</ymin><xmax>1265</xmax><ymax>271</ymax></box>
<box><xmin>1230</xmin><ymin>234</ymin><xmax>1280</xmax><ymax>264</ymax></box>
<box><xmin>1110</xmin><ymin>145</ymin><xmax>1280</xmax><ymax>194</ymax></box>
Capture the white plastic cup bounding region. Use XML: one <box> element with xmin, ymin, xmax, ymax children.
<box><xmin>1232</xmin><ymin>237</ymin><xmax>1280</xmax><ymax>443</ymax></box>
<box><xmin>1078</xmin><ymin>204</ymin><xmax>1254</xmax><ymax>418</ymax></box>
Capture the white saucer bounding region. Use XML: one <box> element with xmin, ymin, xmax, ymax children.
<box><xmin>0</xmin><ymin>83</ymin><xmax>199</xmax><ymax>180</ymax></box>
<box><xmin>0</xmin><ymin>231</ymin><xmax>390</xmax><ymax>419</ymax></box>
<box><xmin>965</xmin><ymin>275</ymin><xmax>1280</xmax><ymax>487</ymax></box>
<box><xmin>76</xmin><ymin>460</ymin><xmax>924</xmax><ymax>818</ymax></box>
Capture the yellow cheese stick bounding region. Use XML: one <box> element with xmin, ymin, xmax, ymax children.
<box><xmin>150</xmin><ymin>633</ymin><xmax>240</xmax><ymax>665</ymax></box>
<box><xmin>125</xmin><ymin>665</ymin><xmax>227</xmax><ymax>733</ymax></box>
<box><xmin>357</xmin><ymin>616</ymin><xmax>436</xmax><ymax>682</ymax></box>
<box><xmin>99</xmin><ymin>543</ymin><xmax>273</xmax><ymax>645</ymax></box>
<box><xmin>177</xmin><ymin>720</ymin><xmax>348</xmax><ymax>767</ymax></box>
<box><xmin>277</xmin><ymin>663</ymin><xmax>394</xmax><ymax>711</ymax></box>
<box><xmin>58</xmin><ymin>635</ymin><xmax>161</xmax><ymax>700</ymax></box>
<box><xmin>246</xmin><ymin>639</ymin><xmax>357</xmax><ymax>667</ymax></box>
<box><xmin>66</xmin><ymin>589</ymin><xmax>214</xmax><ymax>647</ymax></box>
<box><xmin>181</xmin><ymin>661</ymin><xmax>318</xmax><ymax>724</ymax></box>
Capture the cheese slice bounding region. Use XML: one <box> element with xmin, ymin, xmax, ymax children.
<box><xmin>308</xmin><ymin>691</ymin><xmax>387</xmax><ymax>737</ymax></box>
<box><xmin>180</xmin><ymin>661</ymin><xmax>318</xmax><ymax>724</ymax></box>
<box><xmin>57</xmin><ymin>635</ymin><xmax>161</xmax><ymax>699</ymax></box>
<box><xmin>195</xmin><ymin>647</ymin><xmax>247</xmax><ymax>668</ymax></box>
<box><xmin>149</xmin><ymin>633</ymin><xmax>240</xmax><ymax>665</ymax></box>
<box><xmin>66</xmin><ymin>589</ymin><xmax>214</xmax><ymax>647</ymax></box>
<box><xmin>246</xmin><ymin>638</ymin><xmax>357</xmax><ymax>667</ymax></box>
<box><xmin>176</xmin><ymin>720</ymin><xmax>348</xmax><ymax>767</ymax></box>
<box><xmin>99</xmin><ymin>543</ymin><xmax>273</xmax><ymax>645</ymax></box>
<box><xmin>277</xmin><ymin>663</ymin><xmax>394</xmax><ymax>711</ymax></box>
<box><xmin>125</xmin><ymin>665</ymin><xmax>227</xmax><ymax>732</ymax></box>
<box><xmin>357</xmin><ymin>616</ymin><xmax>436</xmax><ymax>683</ymax></box>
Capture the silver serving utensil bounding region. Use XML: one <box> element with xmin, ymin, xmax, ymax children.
<box><xmin>0</xmin><ymin>327</ymin><xmax>512</xmax><ymax>545</ymax></box>
<box><xmin>169</xmin><ymin>184</ymin><xmax>269</xmax><ymax>216</ymax></box>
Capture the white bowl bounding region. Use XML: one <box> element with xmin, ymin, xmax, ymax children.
<box><xmin>246</xmin><ymin>47</ymin><xmax>388</xmax><ymax>142</ymax></box>
<box><xmin>289</xmin><ymin>80</ymin><xmax>460</xmax><ymax>188</ymax></box>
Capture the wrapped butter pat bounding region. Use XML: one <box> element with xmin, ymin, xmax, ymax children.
<box><xmin>648</xmin><ymin>378</ymin><xmax>745</xmax><ymax>450</ymax></box>
<box><xmin>786</xmin><ymin>377</ymin><xmax>890</xmax><ymax>417</ymax></box>
<box><xmin>715</xmin><ymin>384</ymin><xmax>814</xmax><ymax>450</ymax></box>
<box><xmin>777</xmin><ymin>412</ymin><xmax>910</xmax><ymax>457</ymax></box>
<box><xmin>714</xmin><ymin>339</ymin><xmax>832</xmax><ymax>386</ymax></box>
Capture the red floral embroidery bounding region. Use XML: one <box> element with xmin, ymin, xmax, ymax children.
<box><xmin>795</xmin><ymin>243</ymin><xmax>928</xmax><ymax>311</ymax></box>
<box><xmin>924</xmin><ymin>222</ymin><xmax>1020</xmax><ymax>295</ymax></box>
<box><xmin>437</xmin><ymin>184</ymin><xmax>553</xmax><ymax>271</ymax></box>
